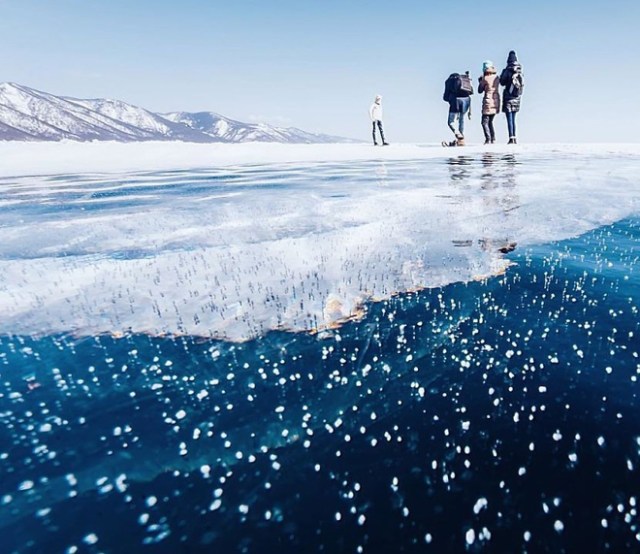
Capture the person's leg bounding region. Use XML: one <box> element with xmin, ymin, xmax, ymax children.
<box><xmin>457</xmin><ymin>98</ymin><xmax>469</xmax><ymax>137</ymax></box>
<box><xmin>372</xmin><ymin>121</ymin><xmax>378</xmax><ymax>145</ymax></box>
<box><xmin>481</xmin><ymin>115</ymin><xmax>491</xmax><ymax>143</ymax></box>
<box><xmin>377</xmin><ymin>120</ymin><xmax>387</xmax><ymax>144</ymax></box>
<box><xmin>511</xmin><ymin>112</ymin><xmax>517</xmax><ymax>141</ymax></box>
<box><xmin>489</xmin><ymin>114</ymin><xmax>496</xmax><ymax>142</ymax></box>
<box><xmin>448</xmin><ymin>111</ymin><xmax>458</xmax><ymax>136</ymax></box>
<box><xmin>506</xmin><ymin>112</ymin><xmax>516</xmax><ymax>140</ymax></box>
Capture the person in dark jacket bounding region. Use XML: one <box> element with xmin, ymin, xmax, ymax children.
<box><xmin>443</xmin><ymin>72</ymin><xmax>472</xmax><ymax>145</ymax></box>
<box><xmin>499</xmin><ymin>50</ymin><xmax>524</xmax><ymax>144</ymax></box>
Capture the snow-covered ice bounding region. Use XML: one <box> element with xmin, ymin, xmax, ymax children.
<box><xmin>1</xmin><ymin>140</ymin><xmax>639</xmax><ymax>177</ymax></box>
<box><xmin>0</xmin><ymin>142</ymin><xmax>639</xmax><ymax>341</ymax></box>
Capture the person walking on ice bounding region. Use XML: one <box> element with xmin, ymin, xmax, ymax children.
<box><xmin>369</xmin><ymin>95</ymin><xmax>389</xmax><ymax>146</ymax></box>
<box><xmin>500</xmin><ymin>50</ymin><xmax>524</xmax><ymax>144</ymax></box>
<box><xmin>442</xmin><ymin>71</ymin><xmax>473</xmax><ymax>147</ymax></box>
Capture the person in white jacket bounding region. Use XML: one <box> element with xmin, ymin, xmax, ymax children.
<box><xmin>369</xmin><ymin>95</ymin><xmax>388</xmax><ymax>146</ymax></box>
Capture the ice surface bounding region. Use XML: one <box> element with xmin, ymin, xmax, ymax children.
<box><xmin>0</xmin><ymin>143</ymin><xmax>639</xmax><ymax>341</ymax></box>
<box><xmin>1</xmin><ymin>141</ymin><xmax>639</xmax><ymax>177</ymax></box>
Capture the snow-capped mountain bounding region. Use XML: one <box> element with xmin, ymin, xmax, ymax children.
<box><xmin>0</xmin><ymin>82</ymin><xmax>207</xmax><ymax>142</ymax></box>
<box><xmin>162</xmin><ymin>111</ymin><xmax>348</xmax><ymax>144</ymax></box>
<box><xmin>0</xmin><ymin>82</ymin><xmax>352</xmax><ymax>144</ymax></box>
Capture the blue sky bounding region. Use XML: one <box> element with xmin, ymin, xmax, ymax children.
<box><xmin>1</xmin><ymin>0</ymin><xmax>639</xmax><ymax>143</ymax></box>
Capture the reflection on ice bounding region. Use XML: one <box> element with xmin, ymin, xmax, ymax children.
<box><xmin>0</xmin><ymin>152</ymin><xmax>638</xmax><ymax>341</ymax></box>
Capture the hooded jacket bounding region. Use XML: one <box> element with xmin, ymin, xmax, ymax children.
<box><xmin>499</xmin><ymin>51</ymin><xmax>524</xmax><ymax>113</ymax></box>
<box><xmin>369</xmin><ymin>97</ymin><xmax>383</xmax><ymax>121</ymax></box>
<box><xmin>478</xmin><ymin>69</ymin><xmax>501</xmax><ymax>115</ymax></box>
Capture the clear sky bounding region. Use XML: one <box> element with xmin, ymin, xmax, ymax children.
<box><xmin>1</xmin><ymin>0</ymin><xmax>639</xmax><ymax>143</ymax></box>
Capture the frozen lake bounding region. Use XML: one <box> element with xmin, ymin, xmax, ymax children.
<box><xmin>1</xmin><ymin>145</ymin><xmax>640</xmax><ymax>552</ymax></box>
<box><xmin>1</xmin><ymin>147</ymin><xmax>638</xmax><ymax>341</ymax></box>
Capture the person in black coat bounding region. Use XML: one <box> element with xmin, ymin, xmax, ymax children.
<box><xmin>499</xmin><ymin>50</ymin><xmax>524</xmax><ymax>144</ymax></box>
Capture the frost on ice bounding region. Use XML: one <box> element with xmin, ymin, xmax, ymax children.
<box><xmin>1</xmin><ymin>147</ymin><xmax>638</xmax><ymax>341</ymax></box>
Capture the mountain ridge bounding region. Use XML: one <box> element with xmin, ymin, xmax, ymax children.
<box><xmin>0</xmin><ymin>82</ymin><xmax>354</xmax><ymax>144</ymax></box>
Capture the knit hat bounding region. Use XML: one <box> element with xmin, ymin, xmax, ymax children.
<box><xmin>507</xmin><ymin>50</ymin><xmax>518</xmax><ymax>64</ymax></box>
<box><xmin>482</xmin><ymin>60</ymin><xmax>494</xmax><ymax>73</ymax></box>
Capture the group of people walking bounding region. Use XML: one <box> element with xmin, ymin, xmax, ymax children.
<box><xmin>369</xmin><ymin>50</ymin><xmax>524</xmax><ymax>147</ymax></box>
